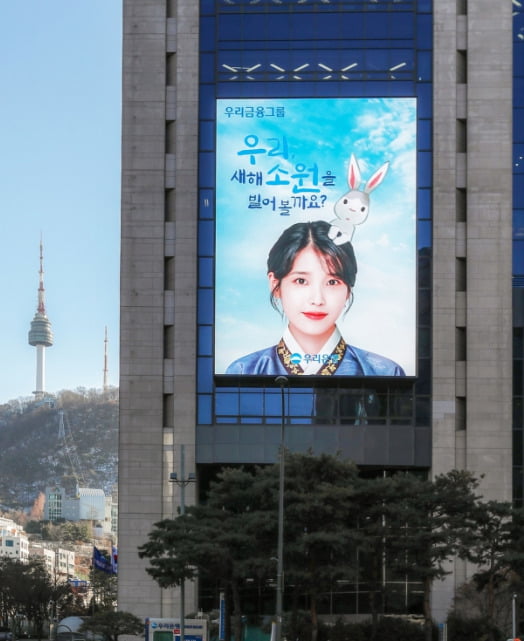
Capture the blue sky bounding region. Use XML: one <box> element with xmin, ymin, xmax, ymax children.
<box><xmin>0</xmin><ymin>2</ymin><xmax>122</xmax><ymax>403</ymax></box>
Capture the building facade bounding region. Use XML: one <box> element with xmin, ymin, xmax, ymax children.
<box><xmin>30</xmin><ymin>543</ymin><xmax>76</xmax><ymax>579</ymax></box>
<box><xmin>44</xmin><ymin>485</ymin><xmax>116</xmax><ymax>534</ymax></box>
<box><xmin>119</xmin><ymin>0</ymin><xmax>520</xmax><ymax>624</ymax></box>
<box><xmin>0</xmin><ymin>517</ymin><xmax>29</xmax><ymax>561</ymax></box>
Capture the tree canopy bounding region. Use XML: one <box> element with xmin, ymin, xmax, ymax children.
<box><xmin>0</xmin><ymin>558</ymin><xmax>73</xmax><ymax>640</ymax></box>
<box><xmin>79</xmin><ymin>610</ymin><xmax>143</xmax><ymax>641</ymax></box>
<box><xmin>139</xmin><ymin>453</ymin><xmax>524</xmax><ymax>641</ymax></box>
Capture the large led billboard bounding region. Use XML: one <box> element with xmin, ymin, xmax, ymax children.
<box><xmin>215</xmin><ymin>98</ymin><xmax>417</xmax><ymax>378</ymax></box>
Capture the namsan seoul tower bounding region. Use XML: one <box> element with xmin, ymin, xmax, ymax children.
<box><xmin>28</xmin><ymin>239</ymin><xmax>53</xmax><ymax>398</ymax></box>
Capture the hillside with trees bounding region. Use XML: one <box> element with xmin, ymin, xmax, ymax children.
<box><xmin>0</xmin><ymin>389</ymin><xmax>118</xmax><ymax>512</ymax></box>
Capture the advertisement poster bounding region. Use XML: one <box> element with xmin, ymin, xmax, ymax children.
<box><xmin>215</xmin><ymin>98</ymin><xmax>417</xmax><ymax>378</ymax></box>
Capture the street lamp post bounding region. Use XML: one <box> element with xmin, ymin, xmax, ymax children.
<box><xmin>512</xmin><ymin>592</ymin><xmax>518</xmax><ymax>639</ymax></box>
<box><xmin>274</xmin><ymin>376</ymin><xmax>288</xmax><ymax>641</ymax></box>
<box><xmin>169</xmin><ymin>444</ymin><xmax>196</xmax><ymax>641</ymax></box>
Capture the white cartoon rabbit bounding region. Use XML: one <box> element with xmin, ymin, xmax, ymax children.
<box><xmin>328</xmin><ymin>153</ymin><xmax>390</xmax><ymax>245</ymax></box>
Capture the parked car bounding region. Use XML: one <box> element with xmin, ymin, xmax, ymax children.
<box><xmin>0</xmin><ymin>628</ymin><xmax>13</xmax><ymax>641</ymax></box>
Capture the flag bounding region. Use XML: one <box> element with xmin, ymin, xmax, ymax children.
<box><xmin>111</xmin><ymin>545</ymin><xmax>118</xmax><ymax>574</ymax></box>
<box><xmin>93</xmin><ymin>546</ymin><xmax>112</xmax><ymax>574</ymax></box>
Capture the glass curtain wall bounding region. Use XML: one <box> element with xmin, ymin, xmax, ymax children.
<box><xmin>196</xmin><ymin>0</ymin><xmax>433</xmax><ymax>616</ymax></box>
<box><xmin>197</xmin><ymin>0</ymin><xmax>432</xmax><ymax>431</ymax></box>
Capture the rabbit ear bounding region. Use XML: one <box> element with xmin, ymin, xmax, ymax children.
<box><xmin>365</xmin><ymin>161</ymin><xmax>389</xmax><ymax>193</ymax></box>
<box><xmin>347</xmin><ymin>154</ymin><xmax>362</xmax><ymax>189</ymax></box>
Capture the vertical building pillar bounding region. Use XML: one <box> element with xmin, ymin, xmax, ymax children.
<box><xmin>119</xmin><ymin>0</ymin><xmax>200</xmax><ymax>618</ymax></box>
<box><xmin>432</xmin><ymin>0</ymin><xmax>513</xmax><ymax>621</ymax></box>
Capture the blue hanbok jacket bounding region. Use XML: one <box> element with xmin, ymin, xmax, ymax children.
<box><xmin>226</xmin><ymin>339</ymin><xmax>405</xmax><ymax>377</ymax></box>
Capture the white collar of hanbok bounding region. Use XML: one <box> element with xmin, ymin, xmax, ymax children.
<box><xmin>282</xmin><ymin>326</ymin><xmax>342</xmax><ymax>375</ymax></box>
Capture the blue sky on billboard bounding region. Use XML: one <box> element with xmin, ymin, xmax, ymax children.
<box><xmin>215</xmin><ymin>97</ymin><xmax>417</xmax><ymax>376</ymax></box>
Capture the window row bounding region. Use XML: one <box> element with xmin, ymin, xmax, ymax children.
<box><xmin>197</xmin><ymin>385</ymin><xmax>431</xmax><ymax>425</ymax></box>
<box><xmin>203</xmin><ymin>0</ymin><xmax>424</xmax><ymax>13</ymax></box>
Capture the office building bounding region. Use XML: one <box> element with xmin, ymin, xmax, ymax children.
<box><xmin>119</xmin><ymin>0</ymin><xmax>521</xmax><ymax>624</ymax></box>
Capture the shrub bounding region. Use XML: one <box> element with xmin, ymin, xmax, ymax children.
<box><xmin>317</xmin><ymin>616</ymin><xmax>435</xmax><ymax>641</ymax></box>
<box><xmin>446</xmin><ymin>613</ymin><xmax>503</xmax><ymax>641</ymax></box>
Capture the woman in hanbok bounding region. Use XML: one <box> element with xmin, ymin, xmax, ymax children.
<box><xmin>226</xmin><ymin>220</ymin><xmax>405</xmax><ymax>377</ymax></box>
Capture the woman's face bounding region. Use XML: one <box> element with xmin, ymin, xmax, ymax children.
<box><xmin>268</xmin><ymin>244</ymin><xmax>350</xmax><ymax>351</ymax></box>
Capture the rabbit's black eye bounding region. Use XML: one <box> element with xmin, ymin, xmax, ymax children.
<box><xmin>344</xmin><ymin>199</ymin><xmax>348</xmax><ymax>204</ymax></box>
<box><xmin>361</xmin><ymin>206</ymin><xmax>366</xmax><ymax>212</ymax></box>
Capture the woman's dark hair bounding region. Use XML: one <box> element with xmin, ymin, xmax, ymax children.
<box><xmin>267</xmin><ymin>220</ymin><xmax>357</xmax><ymax>310</ymax></box>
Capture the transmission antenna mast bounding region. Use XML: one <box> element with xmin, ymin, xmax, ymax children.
<box><xmin>28</xmin><ymin>238</ymin><xmax>54</xmax><ymax>398</ymax></box>
<box><xmin>103</xmin><ymin>326</ymin><xmax>109</xmax><ymax>392</ymax></box>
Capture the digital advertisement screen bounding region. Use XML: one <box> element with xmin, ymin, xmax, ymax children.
<box><xmin>215</xmin><ymin>98</ymin><xmax>417</xmax><ymax>378</ymax></box>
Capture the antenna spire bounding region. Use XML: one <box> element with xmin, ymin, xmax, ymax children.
<box><xmin>37</xmin><ymin>236</ymin><xmax>46</xmax><ymax>315</ymax></box>
<box><xmin>103</xmin><ymin>326</ymin><xmax>109</xmax><ymax>392</ymax></box>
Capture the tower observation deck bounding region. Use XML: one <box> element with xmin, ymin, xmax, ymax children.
<box><xmin>28</xmin><ymin>239</ymin><xmax>53</xmax><ymax>397</ymax></box>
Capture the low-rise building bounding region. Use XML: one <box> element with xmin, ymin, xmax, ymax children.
<box><xmin>44</xmin><ymin>485</ymin><xmax>116</xmax><ymax>535</ymax></box>
<box><xmin>0</xmin><ymin>516</ymin><xmax>29</xmax><ymax>561</ymax></box>
<box><xmin>29</xmin><ymin>543</ymin><xmax>75</xmax><ymax>577</ymax></box>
